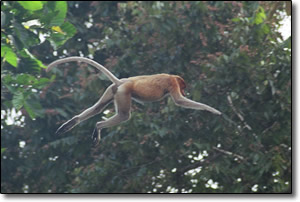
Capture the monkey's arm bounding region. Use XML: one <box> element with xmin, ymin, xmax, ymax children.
<box><xmin>171</xmin><ymin>95</ymin><xmax>221</xmax><ymax>115</ymax></box>
<box><xmin>168</xmin><ymin>76</ymin><xmax>221</xmax><ymax>115</ymax></box>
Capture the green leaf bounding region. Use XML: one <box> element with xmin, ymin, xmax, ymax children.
<box><xmin>1</xmin><ymin>45</ymin><xmax>7</xmax><ymax>57</ymax></box>
<box><xmin>61</xmin><ymin>22</ymin><xmax>77</xmax><ymax>37</ymax></box>
<box><xmin>13</xmin><ymin>22</ymin><xmax>40</xmax><ymax>49</ymax></box>
<box><xmin>24</xmin><ymin>101</ymin><xmax>36</xmax><ymax>119</ymax></box>
<box><xmin>18</xmin><ymin>1</ymin><xmax>43</xmax><ymax>11</ymax></box>
<box><xmin>2</xmin><ymin>76</ymin><xmax>16</xmax><ymax>94</ymax></box>
<box><xmin>258</xmin><ymin>9</ymin><xmax>266</xmax><ymax>19</ymax></box>
<box><xmin>49</xmin><ymin>22</ymin><xmax>76</xmax><ymax>49</ymax></box>
<box><xmin>1</xmin><ymin>46</ymin><xmax>18</xmax><ymax>67</ymax></box>
<box><xmin>254</xmin><ymin>16</ymin><xmax>263</xmax><ymax>25</ymax></box>
<box><xmin>232</xmin><ymin>18</ymin><xmax>240</xmax><ymax>22</ymax></box>
<box><xmin>16</xmin><ymin>74</ymin><xmax>36</xmax><ymax>85</ymax></box>
<box><xmin>19</xmin><ymin>49</ymin><xmax>46</xmax><ymax>71</ymax></box>
<box><xmin>254</xmin><ymin>7</ymin><xmax>266</xmax><ymax>25</ymax></box>
<box><xmin>12</xmin><ymin>92</ymin><xmax>24</xmax><ymax>110</ymax></box>
<box><xmin>1</xmin><ymin>148</ymin><xmax>6</xmax><ymax>154</ymax></box>
<box><xmin>3</xmin><ymin>74</ymin><xmax>12</xmax><ymax>84</ymax></box>
<box><xmin>24</xmin><ymin>99</ymin><xmax>44</xmax><ymax>119</ymax></box>
<box><xmin>49</xmin><ymin>1</ymin><xmax>68</xmax><ymax>26</ymax></box>
<box><xmin>262</xmin><ymin>24</ymin><xmax>270</xmax><ymax>34</ymax></box>
<box><xmin>34</xmin><ymin>78</ymin><xmax>51</xmax><ymax>89</ymax></box>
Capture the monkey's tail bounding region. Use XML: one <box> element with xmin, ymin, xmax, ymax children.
<box><xmin>47</xmin><ymin>56</ymin><xmax>121</xmax><ymax>85</ymax></box>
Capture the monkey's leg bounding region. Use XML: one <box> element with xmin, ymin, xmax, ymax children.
<box><xmin>55</xmin><ymin>85</ymin><xmax>115</xmax><ymax>135</ymax></box>
<box><xmin>92</xmin><ymin>86</ymin><xmax>132</xmax><ymax>144</ymax></box>
<box><xmin>171</xmin><ymin>95</ymin><xmax>222</xmax><ymax>115</ymax></box>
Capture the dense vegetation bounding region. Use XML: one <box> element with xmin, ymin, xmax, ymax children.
<box><xmin>1</xmin><ymin>1</ymin><xmax>291</xmax><ymax>193</ymax></box>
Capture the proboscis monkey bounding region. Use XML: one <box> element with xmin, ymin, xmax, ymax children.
<box><xmin>47</xmin><ymin>57</ymin><xmax>221</xmax><ymax>144</ymax></box>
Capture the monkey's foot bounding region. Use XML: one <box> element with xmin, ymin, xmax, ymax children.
<box><xmin>92</xmin><ymin>127</ymin><xmax>101</xmax><ymax>145</ymax></box>
<box><xmin>55</xmin><ymin>117</ymin><xmax>79</xmax><ymax>135</ymax></box>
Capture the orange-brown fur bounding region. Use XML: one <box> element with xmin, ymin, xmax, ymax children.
<box><xmin>47</xmin><ymin>57</ymin><xmax>221</xmax><ymax>144</ymax></box>
<box><xmin>126</xmin><ymin>74</ymin><xmax>185</xmax><ymax>102</ymax></box>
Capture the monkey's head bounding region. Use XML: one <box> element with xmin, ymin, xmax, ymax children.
<box><xmin>175</xmin><ymin>76</ymin><xmax>186</xmax><ymax>96</ymax></box>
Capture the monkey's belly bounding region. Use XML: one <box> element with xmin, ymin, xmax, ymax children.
<box><xmin>132</xmin><ymin>91</ymin><xmax>169</xmax><ymax>102</ymax></box>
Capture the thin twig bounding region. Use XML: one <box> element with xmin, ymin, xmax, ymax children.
<box><xmin>227</xmin><ymin>94</ymin><xmax>252</xmax><ymax>131</ymax></box>
<box><xmin>212</xmin><ymin>146</ymin><xmax>245</xmax><ymax>161</ymax></box>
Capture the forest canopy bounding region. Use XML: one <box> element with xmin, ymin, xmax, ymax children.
<box><xmin>1</xmin><ymin>1</ymin><xmax>291</xmax><ymax>193</ymax></box>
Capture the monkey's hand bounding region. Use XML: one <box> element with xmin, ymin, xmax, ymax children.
<box><xmin>92</xmin><ymin>127</ymin><xmax>101</xmax><ymax>145</ymax></box>
<box><xmin>55</xmin><ymin>117</ymin><xmax>79</xmax><ymax>135</ymax></box>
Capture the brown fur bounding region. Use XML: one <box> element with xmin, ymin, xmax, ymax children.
<box><xmin>127</xmin><ymin>74</ymin><xmax>184</xmax><ymax>101</ymax></box>
<box><xmin>47</xmin><ymin>57</ymin><xmax>221</xmax><ymax>144</ymax></box>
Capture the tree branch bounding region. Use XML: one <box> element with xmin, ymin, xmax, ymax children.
<box><xmin>227</xmin><ymin>94</ymin><xmax>252</xmax><ymax>131</ymax></box>
<box><xmin>212</xmin><ymin>146</ymin><xmax>245</xmax><ymax>161</ymax></box>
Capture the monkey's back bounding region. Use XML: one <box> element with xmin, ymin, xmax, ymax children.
<box><xmin>127</xmin><ymin>74</ymin><xmax>173</xmax><ymax>102</ymax></box>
